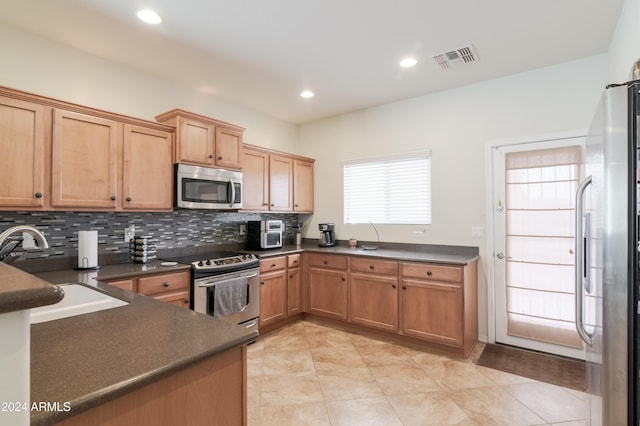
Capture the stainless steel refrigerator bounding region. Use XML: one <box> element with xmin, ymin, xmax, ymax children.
<box><xmin>576</xmin><ymin>80</ymin><xmax>639</xmax><ymax>425</ymax></box>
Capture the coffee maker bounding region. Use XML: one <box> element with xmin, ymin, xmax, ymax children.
<box><xmin>318</xmin><ymin>223</ymin><xmax>336</xmax><ymax>247</ymax></box>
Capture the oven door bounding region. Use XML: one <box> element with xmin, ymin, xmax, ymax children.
<box><xmin>194</xmin><ymin>268</ymin><xmax>259</xmax><ymax>324</ymax></box>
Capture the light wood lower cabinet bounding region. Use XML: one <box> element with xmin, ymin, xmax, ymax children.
<box><xmin>259</xmin><ymin>257</ymin><xmax>288</xmax><ymax>328</ymax></box>
<box><xmin>102</xmin><ymin>271</ymin><xmax>190</xmax><ymax>309</ymax></box>
<box><xmin>349</xmin><ymin>258</ymin><xmax>399</xmax><ymax>332</ymax></box>
<box><xmin>400</xmin><ymin>261</ymin><xmax>477</xmax><ymax>356</ymax></box>
<box><xmin>259</xmin><ymin>254</ymin><xmax>303</xmax><ymax>330</ymax></box>
<box><xmin>303</xmin><ymin>253</ymin><xmax>478</xmax><ymax>357</ymax></box>
<box><xmin>287</xmin><ymin>254</ymin><xmax>302</xmax><ymax>316</ymax></box>
<box><xmin>305</xmin><ymin>253</ymin><xmax>349</xmax><ymax>321</ymax></box>
<box><xmin>56</xmin><ymin>345</ymin><xmax>246</xmax><ymax>426</ymax></box>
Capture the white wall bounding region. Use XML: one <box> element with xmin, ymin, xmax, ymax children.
<box><xmin>608</xmin><ymin>0</ymin><xmax>640</xmax><ymax>81</ymax></box>
<box><xmin>298</xmin><ymin>54</ymin><xmax>609</xmax><ymax>339</ymax></box>
<box><xmin>0</xmin><ymin>23</ymin><xmax>298</xmax><ymax>153</ymax></box>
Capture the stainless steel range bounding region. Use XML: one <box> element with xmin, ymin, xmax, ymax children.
<box><xmin>161</xmin><ymin>251</ymin><xmax>260</xmax><ymax>335</ymax></box>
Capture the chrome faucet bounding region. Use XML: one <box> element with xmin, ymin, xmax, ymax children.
<box><xmin>0</xmin><ymin>225</ymin><xmax>49</xmax><ymax>250</ymax></box>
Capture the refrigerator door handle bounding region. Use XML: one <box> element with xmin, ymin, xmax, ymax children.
<box><xmin>575</xmin><ymin>175</ymin><xmax>593</xmax><ymax>346</ymax></box>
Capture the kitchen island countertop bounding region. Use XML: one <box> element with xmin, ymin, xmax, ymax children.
<box><xmin>29</xmin><ymin>264</ymin><xmax>256</xmax><ymax>425</ymax></box>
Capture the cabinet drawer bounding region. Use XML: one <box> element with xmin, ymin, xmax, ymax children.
<box><xmin>306</xmin><ymin>253</ymin><xmax>348</xmax><ymax>270</ymax></box>
<box><xmin>154</xmin><ymin>290</ymin><xmax>191</xmax><ymax>308</ymax></box>
<box><xmin>105</xmin><ymin>279</ymin><xmax>135</xmax><ymax>292</ymax></box>
<box><xmin>350</xmin><ymin>257</ymin><xmax>398</xmax><ymax>275</ymax></box>
<box><xmin>260</xmin><ymin>256</ymin><xmax>287</xmax><ymax>272</ymax></box>
<box><xmin>288</xmin><ymin>253</ymin><xmax>302</xmax><ymax>269</ymax></box>
<box><xmin>138</xmin><ymin>272</ymin><xmax>190</xmax><ymax>296</ymax></box>
<box><xmin>401</xmin><ymin>262</ymin><xmax>462</xmax><ymax>283</ymax></box>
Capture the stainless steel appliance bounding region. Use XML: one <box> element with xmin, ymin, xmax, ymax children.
<box><xmin>175</xmin><ymin>164</ymin><xmax>242</xmax><ymax>210</ymax></box>
<box><xmin>160</xmin><ymin>251</ymin><xmax>260</xmax><ymax>336</ymax></box>
<box><xmin>576</xmin><ymin>78</ymin><xmax>639</xmax><ymax>425</ymax></box>
<box><xmin>318</xmin><ymin>223</ymin><xmax>336</xmax><ymax>247</ymax></box>
<box><xmin>246</xmin><ymin>220</ymin><xmax>283</xmax><ymax>249</ymax></box>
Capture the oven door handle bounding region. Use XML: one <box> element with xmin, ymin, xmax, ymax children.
<box><xmin>243</xmin><ymin>320</ymin><xmax>257</xmax><ymax>329</ymax></box>
<box><xmin>196</xmin><ymin>272</ymin><xmax>259</xmax><ymax>287</ymax></box>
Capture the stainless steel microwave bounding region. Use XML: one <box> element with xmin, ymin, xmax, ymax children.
<box><xmin>175</xmin><ymin>164</ymin><xmax>242</xmax><ymax>210</ymax></box>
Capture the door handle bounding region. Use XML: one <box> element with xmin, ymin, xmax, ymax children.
<box><xmin>496</xmin><ymin>252</ymin><xmax>511</xmax><ymax>260</ymax></box>
<box><xmin>574</xmin><ymin>175</ymin><xmax>593</xmax><ymax>346</ymax></box>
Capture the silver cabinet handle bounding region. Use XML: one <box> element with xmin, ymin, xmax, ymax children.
<box><xmin>574</xmin><ymin>175</ymin><xmax>593</xmax><ymax>346</ymax></box>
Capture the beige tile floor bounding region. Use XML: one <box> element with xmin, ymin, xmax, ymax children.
<box><xmin>247</xmin><ymin>320</ymin><xmax>588</xmax><ymax>426</ymax></box>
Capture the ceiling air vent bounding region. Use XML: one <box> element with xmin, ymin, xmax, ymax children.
<box><xmin>433</xmin><ymin>45</ymin><xmax>479</xmax><ymax>69</ymax></box>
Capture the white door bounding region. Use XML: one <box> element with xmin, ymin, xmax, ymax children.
<box><xmin>492</xmin><ymin>136</ymin><xmax>586</xmax><ymax>360</ymax></box>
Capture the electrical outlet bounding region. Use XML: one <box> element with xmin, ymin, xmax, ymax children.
<box><xmin>413</xmin><ymin>231</ymin><xmax>424</xmax><ymax>238</ymax></box>
<box><xmin>471</xmin><ymin>226</ymin><xmax>484</xmax><ymax>238</ymax></box>
<box><xmin>239</xmin><ymin>224</ymin><xmax>247</xmax><ymax>236</ymax></box>
<box><xmin>124</xmin><ymin>225</ymin><xmax>136</xmax><ymax>243</ymax></box>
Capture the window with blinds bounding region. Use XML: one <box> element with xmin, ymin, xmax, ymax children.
<box><xmin>343</xmin><ymin>151</ymin><xmax>431</xmax><ymax>224</ymax></box>
<box><xmin>504</xmin><ymin>145</ymin><xmax>583</xmax><ymax>349</ymax></box>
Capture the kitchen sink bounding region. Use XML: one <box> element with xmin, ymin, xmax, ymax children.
<box><xmin>30</xmin><ymin>283</ymin><xmax>128</xmax><ymax>324</ymax></box>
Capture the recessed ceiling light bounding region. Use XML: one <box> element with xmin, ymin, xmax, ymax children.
<box><xmin>400</xmin><ymin>57</ymin><xmax>418</xmax><ymax>68</ymax></box>
<box><xmin>137</xmin><ymin>9</ymin><xmax>162</xmax><ymax>25</ymax></box>
<box><xmin>300</xmin><ymin>90</ymin><xmax>314</xmax><ymax>98</ymax></box>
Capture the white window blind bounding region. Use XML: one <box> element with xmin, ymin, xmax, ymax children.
<box><xmin>504</xmin><ymin>145</ymin><xmax>583</xmax><ymax>349</ymax></box>
<box><xmin>343</xmin><ymin>151</ymin><xmax>431</xmax><ymax>224</ymax></box>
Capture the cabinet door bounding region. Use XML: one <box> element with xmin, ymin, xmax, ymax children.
<box><xmin>293</xmin><ymin>159</ymin><xmax>314</xmax><ymax>213</ymax></box>
<box><xmin>259</xmin><ymin>270</ymin><xmax>288</xmax><ymax>327</ymax></box>
<box><xmin>215</xmin><ymin>127</ymin><xmax>242</xmax><ymax>170</ymax></box>
<box><xmin>288</xmin><ymin>268</ymin><xmax>302</xmax><ymax>316</ymax></box>
<box><xmin>307</xmin><ymin>267</ymin><xmax>348</xmax><ymax>320</ymax></box>
<box><xmin>51</xmin><ymin>109</ymin><xmax>119</xmax><ymax>209</ymax></box>
<box><xmin>0</xmin><ymin>97</ymin><xmax>46</xmax><ymax>208</ymax></box>
<box><xmin>350</xmin><ymin>273</ymin><xmax>398</xmax><ymax>332</ymax></box>
<box><xmin>401</xmin><ymin>279</ymin><xmax>463</xmax><ymax>347</ymax></box>
<box><xmin>269</xmin><ymin>154</ymin><xmax>293</xmax><ymax>212</ymax></box>
<box><xmin>176</xmin><ymin>117</ymin><xmax>214</xmax><ymax>166</ymax></box>
<box><xmin>154</xmin><ymin>290</ymin><xmax>191</xmax><ymax>309</ymax></box>
<box><xmin>242</xmin><ymin>148</ymin><xmax>269</xmax><ymax>211</ymax></box>
<box><xmin>123</xmin><ymin>124</ymin><xmax>173</xmax><ymax>210</ymax></box>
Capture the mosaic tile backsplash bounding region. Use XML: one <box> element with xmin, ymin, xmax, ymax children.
<box><xmin>0</xmin><ymin>210</ymin><xmax>302</xmax><ymax>261</ymax></box>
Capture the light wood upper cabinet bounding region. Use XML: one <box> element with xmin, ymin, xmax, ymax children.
<box><xmin>123</xmin><ymin>124</ymin><xmax>173</xmax><ymax>210</ymax></box>
<box><xmin>215</xmin><ymin>127</ymin><xmax>243</xmax><ymax>170</ymax></box>
<box><xmin>242</xmin><ymin>148</ymin><xmax>269</xmax><ymax>211</ymax></box>
<box><xmin>176</xmin><ymin>117</ymin><xmax>215</xmax><ymax>166</ymax></box>
<box><xmin>269</xmin><ymin>154</ymin><xmax>294</xmax><ymax>212</ymax></box>
<box><xmin>51</xmin><ymin>109</ymin><xmax>119</xmax><ymax>209</ymax></box>
<box><xmin>156</xmin><ymin>109</ymin><xmax>244</xmax><ymax>170</ymax></box>
<box><xmin>293</xmin><ymin>159</ymin><xmax>314</xmax><ymax>213</ymax></box>
<box><xmin>0</xmin><ymin>96</ymin><xmax>46</xmax><ymax>208</ymax></box>
<box><xmin>242</xmin><ymin>144</ymin><xmax>315</xmax><ymax>213</ymax></box>
<box><xmin>0</xmin><ymin>86</ymin><xmax>175</xmax><ymax>212</ymax></box>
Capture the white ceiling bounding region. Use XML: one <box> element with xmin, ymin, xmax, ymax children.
<box><xmin>0</xmin><ymin>0</ymin><xmax>625</xmax><ymax>124</ymax></box>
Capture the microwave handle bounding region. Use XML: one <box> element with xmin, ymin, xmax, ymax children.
<box><xmin>229</xmin><ymin>178</ymin><xmax>236</xmax><ymax>207</ymax></box>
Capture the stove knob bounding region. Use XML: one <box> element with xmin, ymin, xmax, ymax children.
<box><xmin>215</xmin><ymin>260</ymin><xmax>223</xmax><ymax>265</ymax></box>
<box><xmin>197</xmin><ymin>261</ymin><xmax>204</xmax><ymax>267</ymax></box>
<box><xmin>206</xmin><ymin>260</ymin><xmax>212</xmax><ymax>265</ymax></box>
<box><xmin>242</xmin><ymin>254</ymin><xmax>247</xmax><ymax>259</ymax></box>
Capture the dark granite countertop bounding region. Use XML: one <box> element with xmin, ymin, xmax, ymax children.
<box><xmin>29</xmin><ymin>264</ymin><xmax>256</xmax><ymax>425</ymax></box>
<box><xmin>0</xmin><ymin>263</ymin><xmax>63</xmax><ymax>314</ymax></box>
<box><xmin>251</xmin><ymin>242</ymin><xmax>479</xmax><ymax>265</ymax></box>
